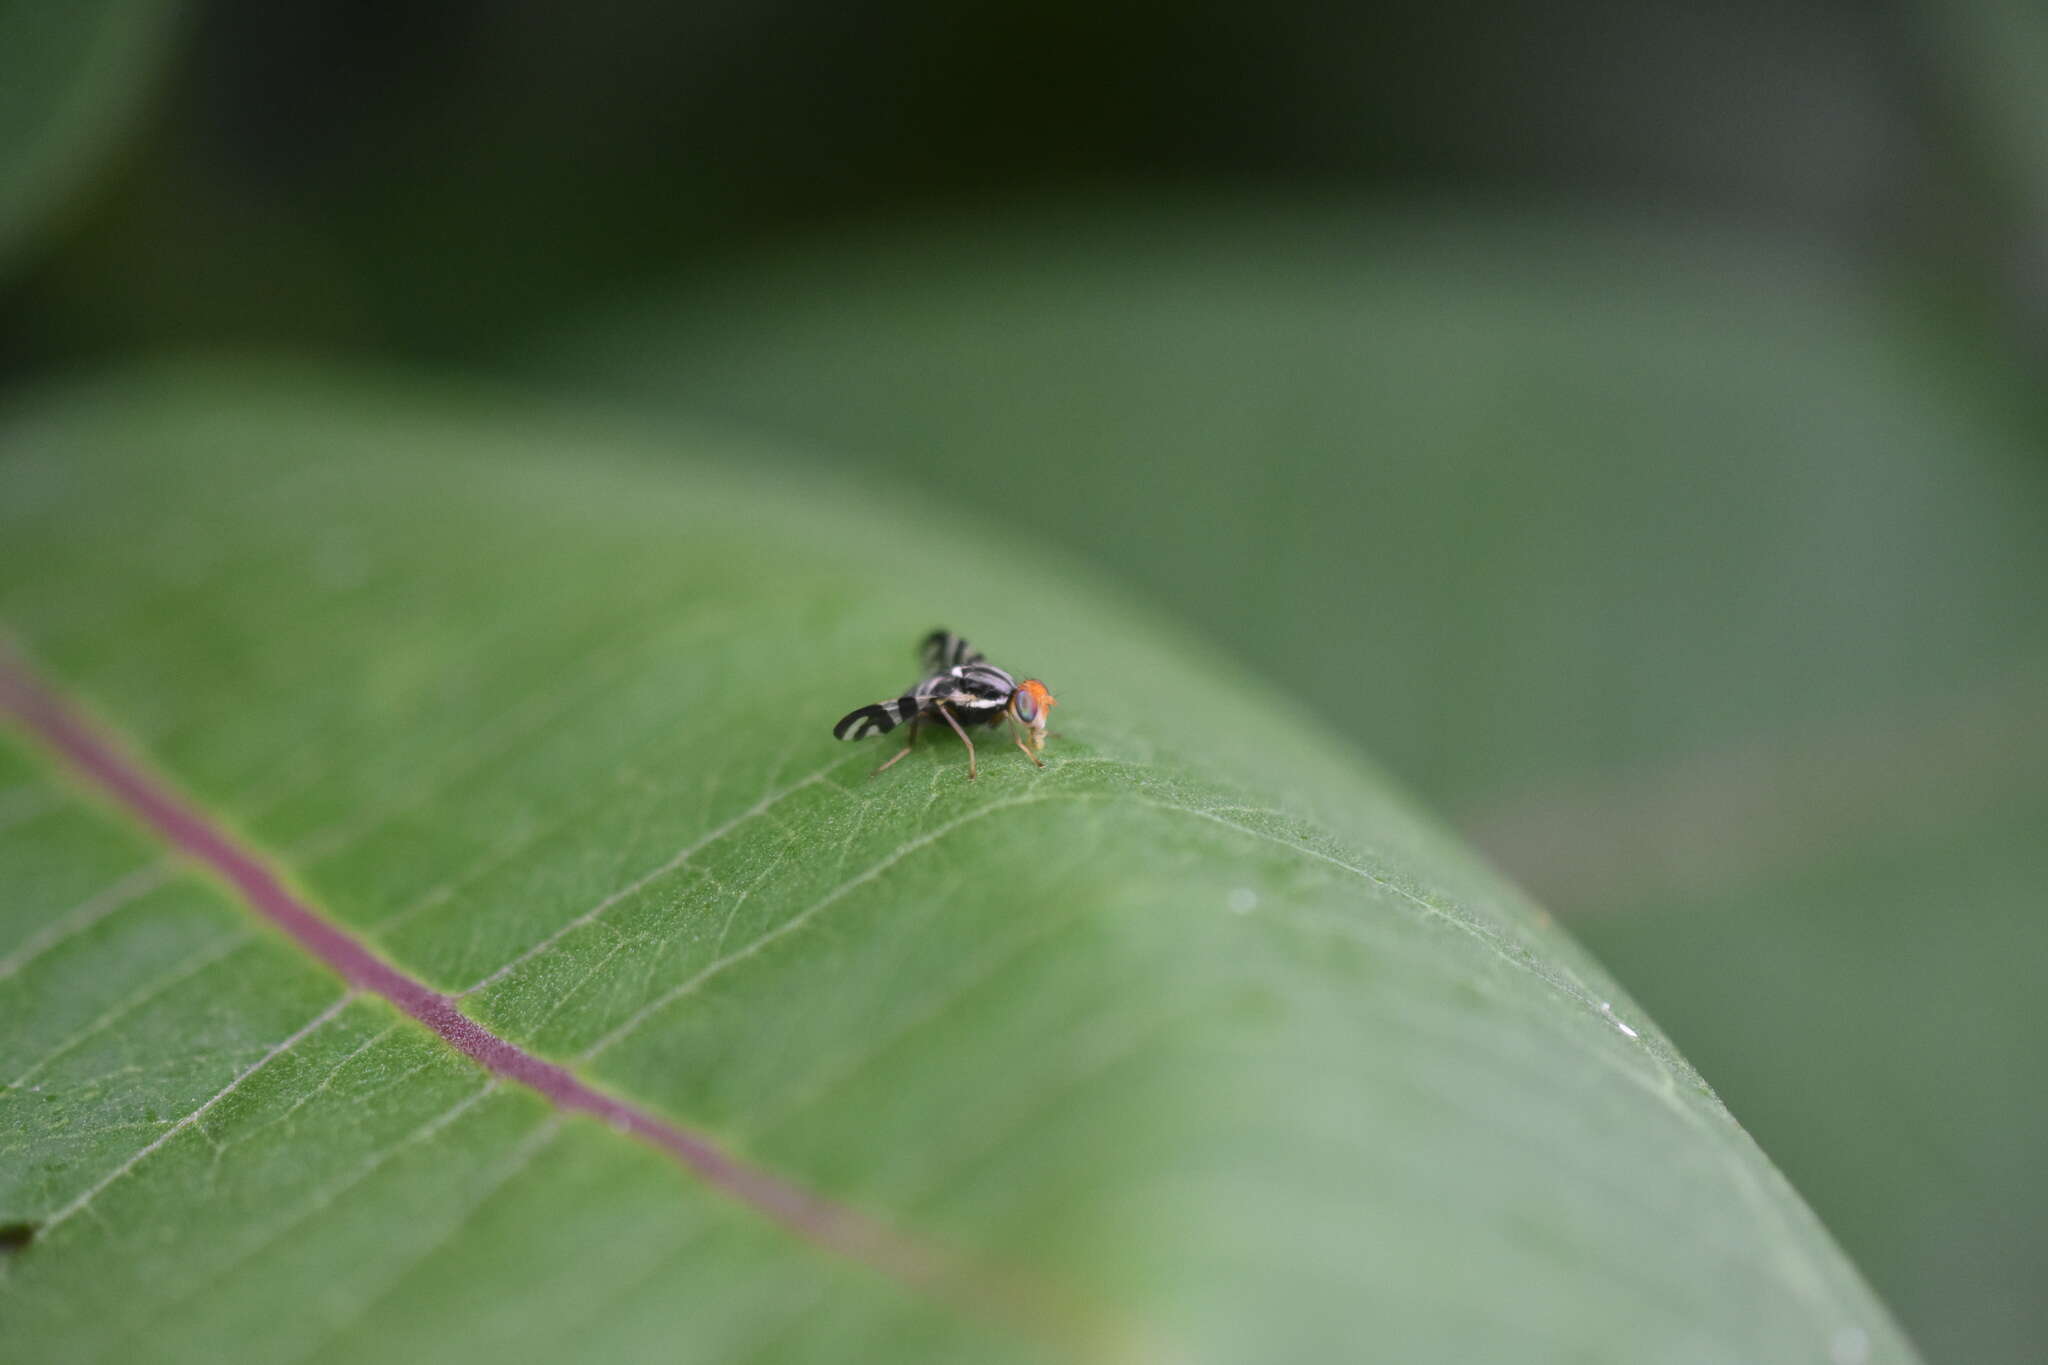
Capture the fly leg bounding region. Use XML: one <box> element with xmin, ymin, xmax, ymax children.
<box><xmin>872</xmin><ymin>715</ymin><xmax>922</xmax><ymax>776</ymax></box>
<box><xmin>933</xmin><ymin>704</ymin><xmax>979</xmax><ymax>780</ymax></box>
<box><xmin>1008</xmin><ymin>716</ymin><xmax>1045</xmax><ymax>768</ymax></box>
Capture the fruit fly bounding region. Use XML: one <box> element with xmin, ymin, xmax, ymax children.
<box><xmin>833</xmin><ymin>630</ymin><xmax>1056</xmax><ymax>780</ymax></box>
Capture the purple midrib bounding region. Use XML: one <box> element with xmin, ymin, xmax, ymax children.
<box><xmin>0</xmin><ymin>645</ymin><xmax>1093</xmax><ymax>1343</ymax></box>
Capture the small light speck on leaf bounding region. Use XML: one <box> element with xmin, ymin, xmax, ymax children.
<box><xmin>1830</xmin><ymin>1325</ymin><xmax>1870</xmax><ymax>1364</ymax></box>
<box><xmin>1599</xmin><ymin>1001</ymin><xmax>1641</xmax><ymax>1039</ymax></box>
<box><xmin>1227</xmin><ymin>888</ymin><xmax>1258</xmax><ymax>914</ymax></box>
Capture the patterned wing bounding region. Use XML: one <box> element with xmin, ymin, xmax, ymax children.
<box><xmin>916</xmin><ymin>661</ymin><xmax>1015</xmax><ymax>713</ymax></box>
<box><xmin>833</xmin><ymin>693</ymin><xmax>923</xmax><ymax>741</ymax></box>
<box><xmin>919</xmin><ymin>629</ymin><xmax>984</xmax><ymax>675</ymax></box>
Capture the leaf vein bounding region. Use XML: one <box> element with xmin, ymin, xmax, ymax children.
<box><xmin>458</xmin><ymin>762</ymin><xmax>844</xmax><ymax>998</ymax></box>
<box><xmin>7</xmin><ymin>932</ymin><xmax>253</xmax><ymax>1090</ymax></box>
<box><xmin>0</xmin><ymin>860</ymin><xmax>168</xmax><ymax>984</ymax></box>
<box><xmin>578</xmin><ymin>792</ymin><xmax>1063</xmax><ymax>1060</ymax></box>
<box><xmin>38</xmin><ymin>992</ymin><xmax>354</xmax><ymax>1236</ymax></box>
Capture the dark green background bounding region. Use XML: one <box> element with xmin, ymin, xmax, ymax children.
<box><xmin>4</xmin><ymin>4</ymin><xmax>2044</xmax><ymax>1361</ymax></box>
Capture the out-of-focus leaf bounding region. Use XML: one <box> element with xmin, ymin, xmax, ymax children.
<box><xmin>0</xmin><ymin>0</ymin><xmax>182</xmax><ymax>274</ymax></box>
<box><xmin>0</xmin><ymin>367</ymin><xmax>1912</xmax><ymax>1363</ymax></box>
<box><xmin>1918</xmin><ymin>0</ymin><xmax>2048</xmax><ymax>221</ymax></box>
<box><xmin>1558</xmin><ymin>741</ymin><xmax>2048</xmax><ymax>1365</ymax></box>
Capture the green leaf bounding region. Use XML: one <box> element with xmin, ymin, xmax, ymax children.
<box><xmin>0</xmin><ymin>0</ymin><xmax>183</xmax><ymax>276</ymax></box>
<box><xmin>530</xmin><ymin>200</ymin><xmax>2048</xmax><ymax>1362</ymax></box>
<box><xmin>0</xmin><ymin>366</ymin><xmax>1913</xmax><ymax>1363</ymax></box>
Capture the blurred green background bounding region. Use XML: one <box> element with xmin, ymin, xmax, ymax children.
<box><xmin>3</xmin><ymin>3</ymin><xmax>2044</xmax><ymax>1361</ymax></box>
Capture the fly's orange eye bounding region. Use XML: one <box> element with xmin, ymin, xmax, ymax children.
<box><xmin>1015</xmin><ymin>679</ymin><xmax>1054</xmax><ymax>724</ymax></box>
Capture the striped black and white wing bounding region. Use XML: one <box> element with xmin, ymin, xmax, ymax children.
<box><xmin>833</xmin><ymin>692</ymin><xmax>923</xmax><ymax>741</ymax></box>
<box><xmin>919</xmin><ymin>629</ymin><xmax>984</xmax><ymax>675</ymax></box>
<box><xmin>916</xmin><ymin>661</ymin><xmax>1016</xmax><ymax>713</ymax></box>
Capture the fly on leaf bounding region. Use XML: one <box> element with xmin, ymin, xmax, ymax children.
<box><xmin>833</xmin><ymin>630</ymin><xmax>1056</xmax><ymax>780</ymax></box>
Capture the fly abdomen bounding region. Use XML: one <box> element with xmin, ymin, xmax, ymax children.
<box><xmin>832</xmin><ymin>694</ymin><xmax>922</xmax><ymax>740</ymax></box>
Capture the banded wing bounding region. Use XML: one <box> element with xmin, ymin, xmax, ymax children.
<box><xmin>919</xmin><ymin>629</ymin><xmax>984</xmax><ymax>674</ymax></box>
<box><xmin>918</xmin><ymin>661</ymin><xmax>1016</xmax><ymax>713</ymax></box>
<box><xmin>832</xmin><ymin>692</ymin><xmax>923</xmax><ymax>740</ymax></box>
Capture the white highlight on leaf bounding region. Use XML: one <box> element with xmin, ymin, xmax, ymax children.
<box><xmin>1830</xmin><ymin>1325</ymin><xmax>1871</xmax><ymax>1364</ymax></box>
<box><xmin>1599</xmin><ymin>1000</ymin><xmax>1641</xmax><ymax>1039</ymax></box>
<box><xmin>1227</xmin><ymin>888</ymin><xmax>1258</xmax><ymax>914</ymax></box>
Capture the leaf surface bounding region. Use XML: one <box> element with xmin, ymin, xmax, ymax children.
<box><xmin>0</xmin><ymin>367</ymin><xmax>1914</xmax><ymax>1363</ymax></box>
